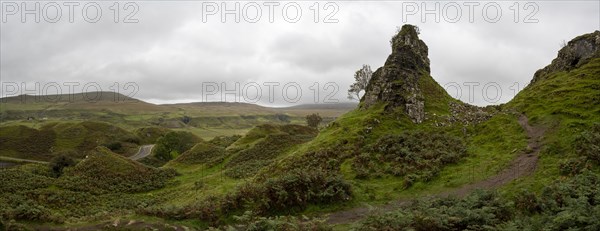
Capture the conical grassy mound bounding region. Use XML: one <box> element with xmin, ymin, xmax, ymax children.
<box><xmin>60</xmin><ymin>147</ymin><xmax>177</xmax><ymax>193</ymax></box>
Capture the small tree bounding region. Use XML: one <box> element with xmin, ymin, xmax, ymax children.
<box><xmin>559</xmin><ymin>39</ymin><xmax>567</xmax><ymax>48</ymax></box>
<box><xmin>153</xmin><ymin>131</ymin><xmax>200</xmax><ymax>161</ymax></box>
<box><xmin>348</xmin><ymin>64</ymin><xmax>373</xmax><ymax>100</ymax></box>
<box><xmin>181</xmin><ymin>116</ymin><xmax>191</xmax><ymax>124</ymax></box>
<box><xmin>306</xmin><ymin>113</ymin><xmax>323</xmax><ymax>128</ymax></box>
<box><xmin>49</xmin><ymin>155</ymin><xmax>75</xmax><ymax>177</ymax></box>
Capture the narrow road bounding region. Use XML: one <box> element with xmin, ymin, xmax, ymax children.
<box><xmin>0</xmin><ymin>156</ymin><xmax>49</xmax><ymax>164</ymax></box>
<box><xmin>128</xmin><ymin>145</ymin><xmax>155</xmax><ymax>160</ymax></box>
<box><xmin>0</xmin><ymin>144</ymin><xmax>155</xmax><ymax>166</ymax></box>
<box><xmin>326</xmin><ymin>115</ymin><xmax>545</xmax><ymax>224</ymax></box>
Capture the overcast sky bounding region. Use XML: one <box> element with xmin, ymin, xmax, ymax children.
<box><xmin>1</xmin><ymin>1</ymin><xmax>598</xmax><ymax>106</ymax></box>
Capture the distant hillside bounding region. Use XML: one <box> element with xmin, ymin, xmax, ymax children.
<box><xmin>276</xmin><ymin>102</ymin><xmax>358</xmax><ymax>117</ymax></box>
<box><xmin>1</xmin><ymin>91</ymin><xmax>355</xmax><ymax>117</ymax></box>
<box><xmin>0</xmin><ymin>92</ymin><xmax>354</xmax><ymax>141</ymax></box>
<box><xmin>1</xmin><ymin>93</ymin><xmax>353</xmax><ymax>121</ymax></box>
<box><xmin>282</xmin><ymin>102</ymin><xmax>358</xmax><ymax>110</ymax></box>
<box><xmin>1</xmin><ymin>91</ymin><xmax>139</xmax><ymax>103</ymax></box>
<box><xmin>0</xmin><ymin>121</ymin><xmax>141</xmax><ymax>161</ymax></box>
<box><xmin>167</xmin><ymin>101</ymin><xmax>279</xmax><ymax>116</ymax></box>
<box><xmin>0</xmin><ymin>91</ymin><xmax>172</xmax><ymax>115</ymax></box>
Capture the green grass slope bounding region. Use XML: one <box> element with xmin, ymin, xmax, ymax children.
<box><xmin>353</xmin><ymin>30</ymin><xmax>600</xmax><ymax>230</ymax></box>
<box><xmin>505</xmin><ymin>57</ymin><xmax>600</xmax><ymax>192</ymax></box>
<box><xmin>4</xmin><ymin>27</ymin><xmax>598</xmax><ymax>230</ymax></box>
<box><xmin>134</xmin><ymin>25</ymin><xmax>528</xmax><ymax>224</ymax></box>
<box><xmin>0</xmin><ymin>121</ymin><xmax>141</xmax><ymax>161</ymax></box>
<box><xmin>61</xmin><ymin>147</ymin><xmax>177</xmax><ymax>193</ymax></box>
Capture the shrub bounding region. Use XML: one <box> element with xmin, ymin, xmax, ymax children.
<box><xmin>227</xmin><ymin>211</ymin><xmax>332</xmax><ymax>231</ymax></box>
<box><xmin>226</xmin><ymin>169</ymin><xmax>352</xmax><ymax>215</ymax></box>
<box><xmin>134</xmin><ymin>127</ymin><xmax>170</xmax><ymax>144</ymax></box>
<box><xmin>153</xmin><ymin>131</ymin><xmax>201</xmax><ymax>161</ymax></box>
<box><xmin>120</xmin><ymin>134</ymin><xmax>141</xmax><ymax>144</ymax></box>
<box><xmin>357</xmin><ymin>190</ymin><xmax>512</xmax><ymax>231</ymax></box>
<box><xmin>140</xmin><ymin>196</ymin><xmax>221</xmax><ymax>224</ymax></box>
<box><xmin>174</xmin><ymin>142</ymin><xmax>227</xmax><ymax>167</ymax></box>
<box><xmin>12</xmin><ymin>202</ymin><xmax>53</xmax><ymax>221</ymax></box>
<box><xmin>357</xmin><ymin>171</ymin><xmax>600</xmax><ymax>231</ymax></box>
<box><xmin>306</xmin><ymin>113</ymin><xmax>323</xmax><ymax>128</ymax></box>
<box><xmin>225</xmin><ymin>131</ymin><xmax>316</xmax><ymax>178</ymax></box>
<box><xmin>102</xmin><ymin>141</ymin><xmax>122</xmax><ymax>151</ymax></box>
<box><xmin>0</xmin><ymin>169</ymin><xmax>53</xmax><ymax>193</ymax></box>
<box><xmin>574</xmin><ymin>124</ymin><xmax>600</xmax><ymax>162</ymax></box>
<box><xmin>209</xmin><ymin>135</ymin><xmax>242</xmax><ymax>148</ymax></box>
<box><xmin>513</xmin><ymin>190</ymin><xmax>542</xmax><ymax>214</ymax></box>
<box><xmin>352</xmin><ymin>131</ymin><xmax>467</xmax><ymax>182</ymax></box>
<box><xmin>559</xmin><ymin>157</ymin><xmax>590</xmax><ymax>176</ymax></box>
<box><xmin>49</xmin><ymin>154</ymin><xmax>76</xmax><ymax>177</ymax></box>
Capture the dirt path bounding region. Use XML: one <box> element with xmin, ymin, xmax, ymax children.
<box><xmin>327</xmin><ymin>115</ymin><xmax>545</xmax><ymax>224</ymax></box>
<box><xmin>128</xmin><ymin>144</ymin><xmax>155</xmax><ymax>160</ymax></box>
<box><xmin>0</xmin><ymin>156</ymin><xmax>49</xmax><ymax>165</ymax></box>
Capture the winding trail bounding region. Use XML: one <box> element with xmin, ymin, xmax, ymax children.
<box><xmin>128</xmin><ymin>144</ymin><xmax>155</xmax><ymax>160</ymax></box>
<box><xmin>326</xmin><ymin>115</ymin><xmax>545</xmax><ymax>224</ymax></box>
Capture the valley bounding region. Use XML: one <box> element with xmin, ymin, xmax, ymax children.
<box><xmin>1</xmin><ymin>25</ymin><xmax>599</xmax><ymax>231</ymax></box>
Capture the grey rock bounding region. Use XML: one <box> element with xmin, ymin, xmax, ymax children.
<box><xmin>360</xmin><ymin>25</ymin><xmax>429</xmax><ymax>124</ymax></box>
<box><xmin>532</xmin><ymin>30</ymin><xmax>600</xmax><ymax>83</ymax></box>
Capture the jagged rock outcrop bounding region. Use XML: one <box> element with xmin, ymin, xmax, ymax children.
<box><xmin>361</xmin><ymin>25</ymin><xmax>430</xmax><ymax>123</ymax></box>
<box><xmin>531</xmin><ymin>30</ymin><xmax>600</xmax><ymax>83</ymax></box>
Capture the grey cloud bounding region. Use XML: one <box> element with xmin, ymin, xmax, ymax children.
<box><xmin>1</xmin><ymin>1</ymin><xmax>598</xmax><ymax>106</ymax></box>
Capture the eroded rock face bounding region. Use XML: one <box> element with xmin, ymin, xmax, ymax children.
<box><xmin>361</xmin><ymin>25</ymin><xmax>430</xmax><ymax>123</ymax></box>
<box><xmin>532</xmin><ymin>30</ymin><xmax>600</xmax><ymax>83</ymax></box>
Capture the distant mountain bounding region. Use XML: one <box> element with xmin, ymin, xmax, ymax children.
<box><xmin>165</xmin><ymin>101</ymin><xmax>280</xmax><ymax>116</ymax></box>
<box><xmin>0</xmin><ymin>91</ymin><xmax>171</xmax><ymax>113</ymax></box>
<box><xmin>282</xmin><ymin>102</ymin><xmax>358</xmax><ymax>110</ymax></box>
<box><xmin>1</xmin><ymin>91</ymin><xmax>140</xmax><ymax>104</ymax></box>
<box><xmin>274</xmin><ymin>102</ymin><xmax>358</xmax><ymax>118</ymax></box>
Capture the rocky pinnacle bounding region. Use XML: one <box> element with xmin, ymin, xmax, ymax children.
<box><xmin>361</xmin><ymin>24</ymin><xmax>430</xmax><ymax>124</ymax></box>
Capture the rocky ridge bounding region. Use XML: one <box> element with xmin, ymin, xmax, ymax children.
<box><xmin>532</xmin><ymin>30</ymin><xmax>600</xmax><ymax>83</ymax></box>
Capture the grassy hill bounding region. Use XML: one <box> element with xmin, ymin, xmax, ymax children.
<box><xmin>351</xmin><ymin>30</ymin><xmax>600</xmax><ymax>230</ymax></box>
<box><xmin>1</xmin><ymin>92</ymin><xmax>353</xmax><ymax>140</ymax></box>
<box><xmin>0</xmin><ymin>91</ymin><xmax>171</xmax><ymax>114</ymax></box>
<box><xmin>1</xmin><ymin>27</ymin><xmax>599</xmax><ymax>230</ymax></box>
<box><xmin>132</xmin><ymin>26</ymin><xmax>598</xmax><ymax>229</ymax></box>
<box><xmin>0</xmin><ymin>121</ymin><xmax>140</xmax><ymax>161</ymax></box>
<box><xmin>504</xmin><ymin>31</ymin><xmax>600</xmax><ymax>193</ymax></box>
<box><xmin>60</xmin><ymin>147</ymin><xmax>177</xmax><ymax>193</ymax></box>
